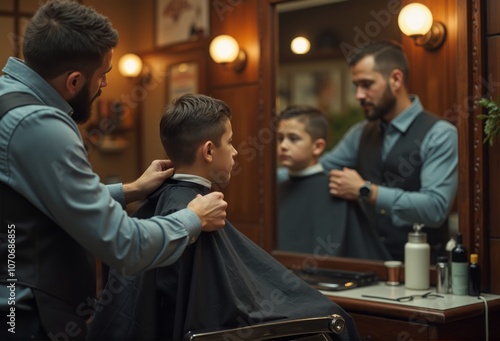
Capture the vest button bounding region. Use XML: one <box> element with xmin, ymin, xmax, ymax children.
<box><xmin>379</xmin><ymin>209</ymin><xmax>386</xmax><ymax>215</ymax></box>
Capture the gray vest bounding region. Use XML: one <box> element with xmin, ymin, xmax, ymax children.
<box><xmin>0</xmin><ymin>182</ymin><xmax>95</xmax><ymax>310</ymax></box>
<box><xmin>356</xmin><ymin>111</ymin><xmax>447</xmax><ymax>262</ymax></box>
<box><xmin>0</xmin><ymin>92</ymin><xmax>95</xmax><ymax>333</ymax></box>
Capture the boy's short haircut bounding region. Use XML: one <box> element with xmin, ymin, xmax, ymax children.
<box><xmin>278</xmin><ymin>105</ymin><xmax>329</xmax><ymax>142</ymax></box>
<box><xmin>160</xmin><ymin>94</ymin><xmax>232</xmax><ymax>165</ymax></box>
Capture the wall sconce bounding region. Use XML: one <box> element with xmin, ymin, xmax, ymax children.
<box><xmin>209</xmin><ymin>35</ymin><xmax>247</xmax><ymax>73</ymax></box>
<box><xmin>398</xmin><ymin>3</ymin><xmax>446</xmax><ymax>50</ymax></box>
<box><xmin>118</xmin><ymin>53</ymin><xmax>152</xmax><ymax>85</ymax></box>
<box><xmin>290</xmin><ymin>36</ymin><xmax>311</xmax><ymax>55</ymax></box>
<box><xmin>118</xmin><ymin>53</ymin><xmax>143</xmax><ymax>78</ymax></box>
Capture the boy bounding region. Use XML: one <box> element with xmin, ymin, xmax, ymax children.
<box><xmin>89</xmin><ymin>94</ymin><xmax>359</xmax><ymax>340</ymax></box>
<box><xmin>277</xmin><ymin>105</ymin><xmax>390</xmax><ymax>259</ymax></box>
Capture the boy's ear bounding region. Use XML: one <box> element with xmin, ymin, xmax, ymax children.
<box><xmin>312</xmin><ymin>138</ymin><xmax>326</xmax><ymax>157</ymax></box>
<box><xmin>202</xmin><ymin>141</ymin><xmax>214</xmax><ymax>162</ymax></box>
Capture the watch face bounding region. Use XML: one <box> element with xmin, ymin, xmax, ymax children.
<box><xmin>359</xmin><ymin>183</ymin><xmax>371</xmax><ymax>198</ymax></box>
<box><xmin>360</xmin><ymin>186</ymin><xmax>370</xmax><ymax>197</ymax></box>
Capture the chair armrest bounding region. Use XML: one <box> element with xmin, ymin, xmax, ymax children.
<box><xmin>183</xmin><ymin>314</ymin><xmax>346</xmax><ymax>340</ymax></box>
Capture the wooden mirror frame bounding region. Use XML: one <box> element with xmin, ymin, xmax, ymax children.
<box><xmin>261</xmin><ymin>0</ymin><xmax>487</xmax><ymax>288</ymax></box>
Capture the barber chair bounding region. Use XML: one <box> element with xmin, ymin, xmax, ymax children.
<box><xmin>183</xmin><ymin>314</ymin><xmax>346</xmax><ymax>341</ymax></box>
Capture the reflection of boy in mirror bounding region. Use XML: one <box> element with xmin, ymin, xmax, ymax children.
<box><xmin>90</xmin><ymin>95</ymin><xmax>360</xmax><ymax>341</ymax></box>
<box><xmin>277</xmin><ymin>105</ymin><xmax>347</xmax><ymax>255</ymax></box>
<box><xmin>321</xmin><ymin>40</ymin><xmax>458</xmax><ymax>262</ymax></box>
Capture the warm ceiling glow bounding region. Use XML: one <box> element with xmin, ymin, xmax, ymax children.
<box><xmin>398</xmin><ymin>3</ymin><xmax>433</xmax><ymax>36</ymax></box>
<box><xmin>290</xmin><ymin>36</ymin><xmax>311</xmax><ymax>54</ymax></box>
<box><xmin>118</xmin><ymin>53</ymin><xmax>143</xmax><ymax>78</ymax></box>
<box><xmin>209</xmin><ymin>35</ymin><xmax>240</xmax><ymax>63</ymax></box>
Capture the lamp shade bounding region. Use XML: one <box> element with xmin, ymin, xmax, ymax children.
<box><xmin>398</xmin><ymin>3</ymin><xmax>433</xmax><ymax>37</ymax></box>
<box><xmin>209</xmin><ymin>35</ymin><xmax>240</xmax><ymax>63</ymax></box>
<box><xmin>118</xmin><ymin>53</ymin><xmax>143</xmax><ymax>78</ymax></box>
<box><xmin>290</xmin><ymin>36</ymin><xmax>311</xmax><ymax>55</ymax></box>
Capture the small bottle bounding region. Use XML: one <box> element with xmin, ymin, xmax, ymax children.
<box><xmin>451</xmin><ymin>232</ymin><xmax>468</xmax><ymax>295</ymax></box>
<box><xmin>468</xmin><ymin>253</ymin><xmax>481</xmax><ymax>297</ymax></box>
<box><xmin>436</xmin><ymin>256</ymin><xmax>450</xmax><ymax>294</ymax></box>
<box><xmin>404</xmin><ymin>224</ymin><xmax>430</xmax><ymax>290</ymax></box>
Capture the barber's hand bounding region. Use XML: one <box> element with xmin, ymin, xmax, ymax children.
<box><xmin>123</xmin><ymin>160</ymin><xmax>175</xmax><ymax>204</ymax></box>
<box><xmin>328</xmin><ymin>167</ymin><xmax>365</xmax><ymax>200</ymax></box>
<box><xmin>187</xmin><ymin>192</ymin><xmax>227</xmax><ymax>232</ymax></box>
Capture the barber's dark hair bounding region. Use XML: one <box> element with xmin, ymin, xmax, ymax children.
<box><xmin>160</xmin><ymin>94</ymin><xmax>232</xmax><ymax>166</ymax></box>
<box><xmin>23</xmin><ymin>0</ymin><xmax>118</xmax><ymax>79</ymax></box>
<box><xmin>278</xmin><ymin>105</ymin><xmax>329</xmax><ymax>142</ymax></box>
<box><xmin>348</xmin><ymin>40</ymin><xmax>409</xmax><ymax>85</ymax></box>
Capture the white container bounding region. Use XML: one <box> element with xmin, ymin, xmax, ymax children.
<box><xmin>404</xmin><ymin>225</ymin><xmax>430</xmax><ymax>290</ymax></box>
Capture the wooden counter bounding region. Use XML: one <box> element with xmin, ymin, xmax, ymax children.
<box><xmin>322</xmin><ymin>283</ymin><xmax>500</xmax><ymax>340</ymax></box>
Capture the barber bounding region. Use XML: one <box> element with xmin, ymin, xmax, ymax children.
<box><xmin>0</xmin><ymin>1</ymin><xmax>226</xmax><ymax>340</ymax></box>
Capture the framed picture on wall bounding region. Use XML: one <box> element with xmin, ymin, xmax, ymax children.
<box><xmin>168</xmin><ymin>62</ymin><xmax>199</xmax><ymax>101</ymax></box>
<box><xmin>155</xmin><ymin>0</ymin><xmax>210</xmax><ymax>48</ymax></box>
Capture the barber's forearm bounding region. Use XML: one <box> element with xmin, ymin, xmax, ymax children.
<box><xmin>107</xmin><ymin>182</ymin><xmax>146</xmax><ymax>207</ymax></box>
<box><xmin>122</xmin><ymin>182</ymin><xmax>144</xmax><ymax>204</ymax></box>
<box><xmin>94</xmin><ymin>209</ymin><xmax>201</xmax><ymax>274</ymax></box>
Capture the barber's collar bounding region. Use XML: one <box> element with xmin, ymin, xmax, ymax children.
<box><xmin>2</xmin><ymin>57</ymin><xmax>74</xmax><ymax>116</ymax></box>
<box><xmin>171</xmin><ymin>174</ymin><xmax>212</xmax><ymax>189</ymax></box>
<box><xmin>382</xmin><ymin>95</ymin><xmax>423</xmax><ymax>134</ymax></box>
<box><xmin>288</xmin><ymin>164</ymin><xmax>324</xmax><ymax>177</ymax></box>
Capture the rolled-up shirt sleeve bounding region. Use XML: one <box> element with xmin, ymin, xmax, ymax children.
<box><xmin>107</xmin><ymin>183</ymin><xmax>125</xmax><ymax>208</ymax></box>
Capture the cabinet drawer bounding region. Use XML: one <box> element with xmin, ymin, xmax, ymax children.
<box><xmin>351</xmin><ymin>313</ymin><xmax>429</xmax><ymax>340</ymax></box>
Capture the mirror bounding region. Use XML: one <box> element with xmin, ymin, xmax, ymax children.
<box><xmin>274</xmin><ymin>0</ymin><xmax>457</xmax><ymax>262</ymax></box>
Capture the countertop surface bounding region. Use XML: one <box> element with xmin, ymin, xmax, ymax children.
<box><xmin>320</xmin><ymin>282</ymin><xmax>500</xmax><ymax>311</ymax></box>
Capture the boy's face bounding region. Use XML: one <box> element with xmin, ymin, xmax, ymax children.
<box><xmin>277</xmin><ymin>118</ymin><xmax>323</xmax><ymax>172</ymax></box>
<box><xmin>210</xmin><ymin>118</ymin><xmax>238</xmax><ymax>184</ymax></box>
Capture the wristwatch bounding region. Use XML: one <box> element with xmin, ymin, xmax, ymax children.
<box><xmin>359</xmin><ymin>181</ymin><xmax>372</xmax><ymax>202</ymax></box>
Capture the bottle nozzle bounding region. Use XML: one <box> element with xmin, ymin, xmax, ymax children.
<box><xmin>413</xmin><ymin>223</ymin><xmax>424</xmax><ymax>233</ymax></box>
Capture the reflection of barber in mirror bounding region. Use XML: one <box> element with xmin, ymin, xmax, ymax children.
<box><xmin>321</xmin><ymin>40</ymin><xmax>458</xmax><ymax>263</ymax></box>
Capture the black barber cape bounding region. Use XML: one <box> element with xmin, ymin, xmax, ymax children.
<box><xmin>279</xmin><ymin>172</ymin><xmax>391</xmax><ymax>260</ymax></box>
<box><xmin>88</xmin><ymin>179</ymin><xmax>359</xmax><ymax>340</ymax></box>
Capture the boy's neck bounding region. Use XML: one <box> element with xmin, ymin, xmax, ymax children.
<box><xmin>173</xmin><ymin>165</ymin><xmax>212</xmax><ymax>187</ymax></box>
<box><xmin>171</xmin><ymin>173</ymin><xmax>212</xmax><ymax>189</ymax></box>
<box><xmin>288</xmin><ymin>163</ymin><xmax>324</xmax><ymax>177</ymax></box>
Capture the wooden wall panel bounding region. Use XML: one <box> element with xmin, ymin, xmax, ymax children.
<box><xmin>486</xmin><ymin>12</ymin><xmax>500</xmax><ymax>295</ymax></box>
<box><xmin>208</xmin><ymin>0</ymin><xmax>260</xmax><ymax>87</ymax></box>
<box><xmin>209</xmin><ymin>86</ymin><xmax>263</xmax><ymax>222</ymax></box>
<box><xmin>487</xmin><ymin>36</ymin><xmax>500</xmax><ymax>239</ymax></box>
<box><xmin>401</xmin><ymin>0</ymin><xmax>458</xmax><ymax>122</ymax></box>
<box><xmin>487</xmin><ymin>0</ymin><xmax>500</xmax><ymax>35</ymax></box>
<box><xmin>491</xmin><ymin>239</ymin><xmax>500</xmax><ymax>293</ymax></box>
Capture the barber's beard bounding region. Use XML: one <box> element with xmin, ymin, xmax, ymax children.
<box><xmin>361</xmin><ymin>85</ymin><xmax>396</xmax><ymax>122</ymax></box>
<box><xmin>69</xmin><ymin>84</ymin><xmax>102</xmax><ymax>124</ymax></box>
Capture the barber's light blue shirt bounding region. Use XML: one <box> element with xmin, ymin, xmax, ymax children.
<box><xmin>0</xmin><ymin>57</ymin><xmax>201</xmax><ymax>274</ymax></box>
<box><xmin>298</xmin><ymin>96</ymin><xmax>457</xmax><ymax>227</ymax></box>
